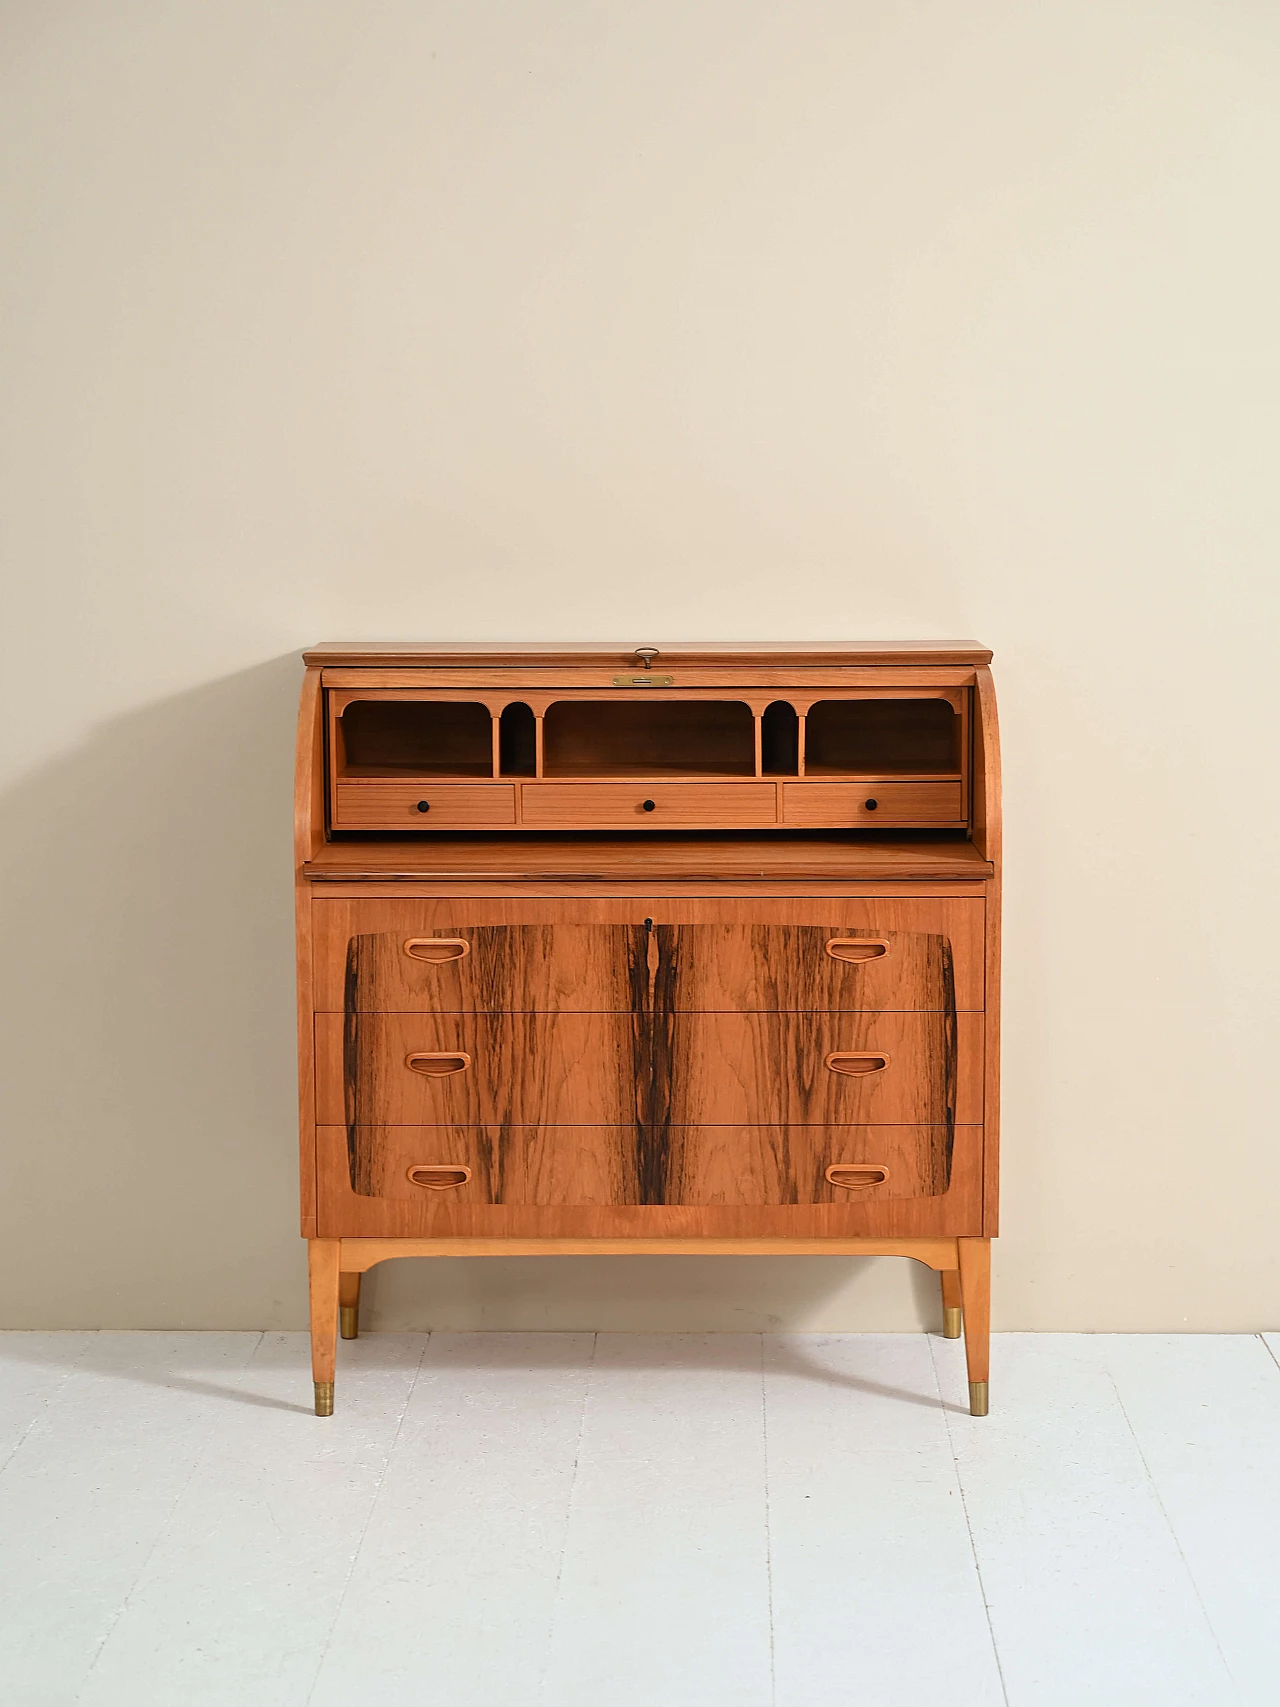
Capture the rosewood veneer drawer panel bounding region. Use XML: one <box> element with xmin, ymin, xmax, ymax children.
<box><xmin>310</xmin><ymin>904</ymin><xmax>985</xmax><ymax>1013</ymax></box>
<box><xmin>318</xmin><ymin>1123</ymin><xmax>980</xmax><ymax>1208</ymax></box>
<box><xmin>330</xmin><ymin>923</ymin><xmax>639</xmax><ymax>1013</ymax></box>
<box><xmin>658</xmin><ymin>921</ymin><xmax>980</xmax><ymax>1013</ymax></box>
<box><xmin>666</xmin><ymin>1012</ymin><xmax>983</xmax><ymax>1126</ymax></box>
<box><xmin>331</xmin><ymin>781</ymin><xmax>515</xmax><ymax>831</ymax></box>
<box><xmin>322</xmin><ymin>1126</ymin><xmax>640</xmax><ymax>1205</ymax></box>
<box><xmin>316</xmin><ymin>1012</ymin><xmax>641</xmax><ymax>1126</ymax></box>
<box><xmin>521</xmin><ymin>781</ymin><xmax>777</xmax><ymax>828</ymax></box>
<box><xmin>667</xmin><ymin>1123</ymin><xmax>981</xmax><ymax>1205</ymax></box>
<box><xmin>783</xmin><ymin>780</ymin><xmax>964</xmax><ymax>827</ymax></box>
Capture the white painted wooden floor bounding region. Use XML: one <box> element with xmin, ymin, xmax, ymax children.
<box><xmin>1</xmin><ymin>1332</ymin><xmax>1277</xmax><ymax>1705</ymax></box>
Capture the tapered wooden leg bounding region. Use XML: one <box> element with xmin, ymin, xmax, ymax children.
<box><xmin>957</xmin><ymin>1238</ymin><xmax>991</xmax><ymax>1416</ymax></box>
<box><xmin>308</xmin><ymin>1238</ymin><xmax>340</xmax><ymax>1416</ymax></box>
<box><xmin>339</xmin><ymin>1271</ymin><xmax>361</xmax><ymax>1340</ymax></box>
<box><xmin>940</xmin><ymin>1268</ymin><xmax>963</xmax><ymax>1339</ymax></box>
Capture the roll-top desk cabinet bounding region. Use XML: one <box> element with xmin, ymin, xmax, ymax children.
<box><xmin>295</xmin><ymin>643</ymin><xmax>1000</xmax><ymax>1416</ymax></box>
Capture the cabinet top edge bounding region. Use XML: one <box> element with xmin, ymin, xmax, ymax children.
<box><xmin>303</xmin><ymin>640</ymin><xmax>994</xmax><ymax>668</ymax></box>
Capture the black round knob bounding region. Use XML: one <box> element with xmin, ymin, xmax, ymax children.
<box><xmin>641</xmin><ymin>799</ymin><xmax>656</xmax><ymax>812</ymax></box>
<box><xmin>864</xmin><ymin>798</ymin><xmax>878</xmax><ymax>811</ymax></box>
<box><xmin>416</xmin><ymin>800</ymin><xmax>430</xmax><ymax>813</ymax></box>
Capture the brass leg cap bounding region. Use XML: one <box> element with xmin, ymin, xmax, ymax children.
<box><xmin>968</xmin><ymin>1380</ymin><xmax>989</xmax><ymax>1418</ymax></box>
<box><xmin>942</xmin><ymin>1306</ymin><xmax>962</xmax><ymax>1339</ymax></box>
<box><xmin>314</xmin><ymin>1381</ymin><xmax>335</xmax><ymax>1417</ymax></box>
<box><xmin>339</xmin><ymin>1306</ymin><xmax>358</xmax><ymax>1340</ymax></box>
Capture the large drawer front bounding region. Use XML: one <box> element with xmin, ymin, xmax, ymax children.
<box><xmin>335</xmin><ymin>925</ymin><xmax>639</xmax><ymax>1015</ymax></box>
<box><xmin>313</xmin><ymin>909</ymin><xmax>985</xmax><ymax>1012</ymax></box>
<box><xmin>323</xmin><ymin>1124</ymin><xmax>979</xmax><ymax>1205</ymax></box>
<box><xmin>521</xmin><ymin>782</ymin><xmax>777</xmax><ymax>828</ymax></box>
<box><xmin>318</xmin><ymin>1011</ymin><xmax>981</xmax><ymax>1128</ymax></box>
<box><xmin>317</xmin><ymin>1012</ymin><xmax>642</xmax><ymax>1129</ymax></box>
<box><xmin>664</xmin><ymin>1013</ymin><xmax>983</xmax><ymax>1127</ymax></box>
<box><xmin>658</xmin><ymin>923</ymin><xmax>970</xmax><ymax>1014</ymax></box>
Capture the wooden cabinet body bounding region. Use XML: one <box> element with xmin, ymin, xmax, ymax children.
<box><xmin>296</xmin><ymin>644</ymin><xmax>1000</xmax><ymax>1415</ymax></box>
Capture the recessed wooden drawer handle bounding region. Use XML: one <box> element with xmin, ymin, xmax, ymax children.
<box><xmin>824</xmin><ymin>938</ymin><xmax>890</xmax><ymax>964</ymax></box>
<box><xmin>405</xmin><ymin>1051</ymin><xmax>471</xmax><ymax>1076</ymax></box>
<box><xmin>406</xmin><ymin>1164</ymin><xmax>472</xmax><ymax>1190</ymax></box>
<box><xmin>403</xmin><ymin>937</ymin><xmax>470</xmax><ymax>963</ymax></box>
<box><xmin>825</xmin><ymin>1164</ymin><xmax>890</xmax><ymax>1189</ymax></box>
<box><xmin>824</xmin><ymin>1051</ymin><xmax>890</xmax><ymax>1076</ymax></box>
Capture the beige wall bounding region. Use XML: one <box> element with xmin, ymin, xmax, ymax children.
<box><xmin>3</xmin><ymin>1</ymin><xmax>1278</xmax><ymax>1332</ymax></box>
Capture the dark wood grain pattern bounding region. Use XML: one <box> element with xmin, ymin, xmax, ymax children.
<box><xmin>324</xmin><ymin>916</ymin><xmax>977</xmax><ymax>1207</ymax></box>
<box><xmin>296</xmin><ymin>644</ymin><xmax>1000</xmax><ymax>1418</ymax></box>
<box><xmin>328</xmin><ymin>1126</ymin><xmax>640</xmax><ymax>1206</ymax></box>
<box><xmin>655</xmin><ymin>921</ymin><xmax>964</xmax><ymax>1012</ymax></box>
<box><xmin>646</xmin><ymin>1124</ymin><xmax>972</xmax><ymax>1204</ymax></box>
<box><xmin>312</xmin><ymin>900</ymin><xmax>985</xmax><ymax>1010</ymax></box>
<box><xmin>660</xmin><ymin>1011</ymin><xmax>977</xmax><ymax>1128</ymax></box>
<box><xmin>653</xmin><ymin>922</ymin><xmax>967</xmax><ymax>1202</ymax></box>
<box><xmin>314</xmin><ymin>1127</ymin><xmax>985</xmax><ymax>1236</ymax></box>
<box><xmin>323</xmin><ymin>1010</ymin><xmax>641</xmax><ymax>1131</ymax></box>
<box><xmin>342</xmin><ymin>923</ymin><xmax>639</xmax><ymax>1012</ymax></box>
<box><xmin>321</xmin><ymin>1125</ymin><xmax>976</xmax><ymax>1207</ymax></box>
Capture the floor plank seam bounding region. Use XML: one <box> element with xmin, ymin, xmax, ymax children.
<box><xmin>760</xmin><ymin>1334</ymin><xmax>777</xmax><ymax>1707</ymax></box>
<box><xmin>74</xmin><ymin>1331</ymin><xmax>266</xmax><ymax>1698</ymax></box>
<box><xmin>1104</xmin><ymin>1367</ymin><xmax>1244</xmax><ymax>1705</ymax></box>
<box><xmin>303</xmin><ymin>1331</ymin><xmax>431</xmax><ymax>1707</ymax></box>
<box><xmin>928</xmin><ymin>1334</ymin><xmax>1010</xmax><ymax>1707</ymax></box>
<box><xmin>536</xmin><ymin>1330</ymin><xmax>598</xmax><ymax>1707</ymax></box>
<box><xmin>0</xmin><ymin>1331</ymin><xmax>100</xmax><ymax>1489</ymax></box>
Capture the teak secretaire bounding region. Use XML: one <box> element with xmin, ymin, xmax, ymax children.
<box><xmin>295</xmin><ymin>642</ymin><xmax>1000</xmax><ymax>1415</ymax></box>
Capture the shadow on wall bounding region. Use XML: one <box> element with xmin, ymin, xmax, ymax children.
<box><xmin>0</xmin><ymin>656</ymin><xmax>305</xmax><ymax>1328</ymax></box>
<box><xmin>361</xmin><ymin>1252</ymin><xmax>947</xmax><ymax>1337</ymax></box>
<box><xmin>0</xmin><ymin>655</ymin><xmax>944</xmax><ymax>1334</ymax></box>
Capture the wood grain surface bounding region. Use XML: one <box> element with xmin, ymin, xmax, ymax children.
<box><xmin>312</xmin><ymin>902</ymin><xmax>985</xmax><ymax>1011</ymax></box>
<box><xmin>320</xmin><ymin>915</ymin><xmax>980</xmax><ymax>1206</ymax></box>
<box><xmin>304</xmin><ymin>640</ymin><xmax>994</xmax><ymax>667</ymax></box>
<box><xmin>317</xmin><ymin>1125</ymin><xmax>976</xmax><ymax>1207</ymax></box>
<box><xmin>340</xmin><ymin>922</ymin><xmax>638</xmax><ymax>1013</ymax></box>
<box><xmin>782</xmin><ymin>780</ymin><xmax>964</xmax><ymax>826</ymax></box>
<box><xmin>302</xmin><ymin>835</ymin><xmax>994</xmax><ymax>884</ymax></box>
<box><xmin>334</xmin><ymin>1235</ymin><xmax>964</xmax><ymax>1266</ymax></box>
<box><xmin>296</xmin><ymin>645</ymin><xmax>999</xmax><ymax>1266</ymax></box>
<box><xmin>660</xmin><ymin>1013</ymin><xmax>980</xmax><ymax>1127</ymax></box>
<box><xmin>973</xmin><ymin>664</ymin><xmax>1001</xmax><ymax>1237</ymax></box>
<box><xmin>314</xmin><ymin>1124</ymin><xmax>984</xmax><ymax>1237</ymax></box>
<box><xmin>521</xmin><ymin>781</ymin><xmax>779</xmax><ymax>828</ymax></box>
<box><xmin>294</xmin><ymin>667</ymin><xmax>325</xmax><ymax>1236</ymax></box>
<box><xmin>657</xmin><ymin>920</ymin><xmax>968</xmax><ymax>1012</ymax></box>
<box><xmin>331</xmin><ymin>781</ymin><xmax>516</xmax><ymax>830</ymax></box>
<box><xmin>318</xmin><ymin>1010</ymin><xmax>643</xmax><ymax>1130</ymax></box>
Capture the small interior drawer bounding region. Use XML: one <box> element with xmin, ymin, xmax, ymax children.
<box><xmin>521</xmin><ymin>781</ymin><xmax>777</xmax><ymax>828</ymax></box>
<box><xmin>331</xmin><ymin>781</ymin><xmax>516</xmax><ymax>830</ymax></box>
<box><xmin>783</xmin><ymin>780</ymin><xmax>964</xmax><ymax>827</ymax></box>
